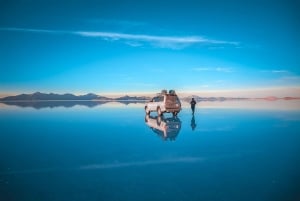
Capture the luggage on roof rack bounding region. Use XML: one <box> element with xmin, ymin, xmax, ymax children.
<box><xmin>169</xmin><ymin>90</ymin><xmax>176</xmax><ymax>95</ymax></box>
<box><xmin>161</xmin><ymin>89</ymin><xmax>167</xmax><ymax>94</ymax></box>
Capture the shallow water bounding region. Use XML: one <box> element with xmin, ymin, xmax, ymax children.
<box><xmin>0</xmin><ymin>102</ymin><xmax>300</xmax><ymax>201</ymax></box>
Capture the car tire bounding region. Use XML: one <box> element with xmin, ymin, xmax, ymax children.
<box><xmin>157</xmin><ymin>107</ymin><xmax>162</xmax><ymax>116</ymax></box>
<box><xmin>145</xmin><ymin>106</ymin><xmax>150</xmax><ymax>115</ymax></box>
<box><xmin>145</xmin><ymin>114</ymin><xmax>149</xmax><ymax>122</ymax></box>
<box><xmin>157</xmin><ymin>116</ymin><xmax>162</xmax><ymax>125</ymax></box>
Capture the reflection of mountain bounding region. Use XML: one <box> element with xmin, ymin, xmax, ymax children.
<box><xmin>1</xmin><ymin>101</ymin><xmax>109</xmax><ymax>109</ymax></box>
<box><xmin>0</xmin><ymin>100</ymin><xmax>148</xmax><ymax>109</ymax></box>
<box><xmin>145</xmin><ymin>115</ymin><xmax>182</xmax><ymax>141</ymax></box>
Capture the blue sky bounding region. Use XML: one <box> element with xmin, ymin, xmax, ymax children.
<box><xmin>0</xmin><ymin>0</ymin><xmax>299</xmax><ymax>96</ymax></box>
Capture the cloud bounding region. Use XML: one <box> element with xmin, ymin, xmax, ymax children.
<box><xmin>192</xmin><ymin>67</ymin><xmax>234</xmax><ymax>73</ymax></box>
<box><xmin>277</xmin><ymin>76</ymin><xmax>300</xmax><ymax>83</ymax></box>
<box><xmin>75</xmin><ymin>31</ymin><xmax>239</xmax><ymax>49</ymax></box>
<box><xmin>0</xmin><ymin>27</ymin><xmax>239</xmax><ymax>49</ymax></box>
<box><xmin>260</xmin><ymin>70</ymin><xmax>289</xmax><ymax>73</ymax></box>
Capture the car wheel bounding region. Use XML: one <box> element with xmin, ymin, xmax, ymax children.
<box><xmin>145</xmin><ymin>106</ymin><xmax>150</xmax><ymax>115</ymax></box>
<box><xmin>157</xmin><ymin>116</ymin><xmax>162</xmax><ymax>125</ymax></box>
<box><xmin>145</xmin><ymin>114</ymin><xmax>149</xmax><ymax>122</ymax></box>
<box><xmin>157</xmin><ymin>107</ymin><xmax>162</xmax><ymax>116</ymax></box>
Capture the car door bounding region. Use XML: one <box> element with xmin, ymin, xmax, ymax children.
<box><xmin>147</xmin><ymin>97</ymin><xmax>158</xmax><ymax>111</ymax></box>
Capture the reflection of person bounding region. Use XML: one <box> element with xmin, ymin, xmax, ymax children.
<box><xmin>191</xmin><ymin>115</ymin><xmax>197</xmax><ymax>131</ymax></box>
<box><xmin>190</xmin><ymin>98</ymin><xmax>196</xmax><ymax>114</ymax></box>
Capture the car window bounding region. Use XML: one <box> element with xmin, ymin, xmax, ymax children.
<box><xmin>166</xmin><ymin>95</ymin><xmax>180</xmax><ymax>104</ymax></box>
<box><xmin>153</xmin><ymin>97</ymin><xmax>160</xmax><ymax>102</ymax></box>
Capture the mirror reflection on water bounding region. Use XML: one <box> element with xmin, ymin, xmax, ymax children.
<box><xmin>0</xmin><ymin>101</ymin><xmax>300</xmax><ymax>201</ymax></box>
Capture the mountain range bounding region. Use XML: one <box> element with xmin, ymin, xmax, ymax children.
<box><xmin>0</xmin><ymin>92</ymin><xmax>151</xmax><ymax>101</ymax></box>
<box><xmin>1</xmin><ymin>92</ymin><xmax>299</xmax><ymax>102</ymax></box>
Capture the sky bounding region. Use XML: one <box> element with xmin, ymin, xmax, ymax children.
<box><xmin>0</xmin><ymin>0</ymin><xmax>299</xmax><ymax>97</ymax></box>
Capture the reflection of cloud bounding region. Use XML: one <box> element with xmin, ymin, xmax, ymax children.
<box><xmin>80</xmin><ymin>157</ymin><xmax>204</xmax><ymax>170</ymax></box>
<box><xmin>0</xmin><ymin>157</ymin><xmax>204</xmax><ymax>175</ymax></box>
<box><xmin>0</xmin><ymin>27</ymin><xmax>239</xmax><ymax>49</ymax></box>
<box><xmin>197</xmin><ymin>126</ymin><xmax>234</xmax><ymax>132</ymax></box>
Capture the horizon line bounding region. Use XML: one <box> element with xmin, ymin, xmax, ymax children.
<box><xmin>1</xmin><ymin>87</ymin><xmax>300</xmax><ymax>99</ymax></box>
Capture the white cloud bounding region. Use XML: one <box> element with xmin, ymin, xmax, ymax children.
<box><xmin>192</xmin><ymin>67</ymin><xmax>211</xmax><ymax>71</ymax></box>
<box><xmin>260</xmin><ymin>70</ymin><xmax>289</xmax><ymax>73</ymax></box>
<box><xmin>0</xmin><ymin>27</ymin><xmax>239</xmax><ymax>49</ymax></box>
<box><xmin>75</xmin><ymin>31</ymin><xmax>239</xmax><ymax>49</ymax></box>
<box><xmin>192</xmin><ymin>67</ymin><xmax>234</xmax><ymax>73</ymax></box>
<box><xmin>216</xmin><ymin>67</ymin><xmax>234</xmax><ymax>72</ymax></box>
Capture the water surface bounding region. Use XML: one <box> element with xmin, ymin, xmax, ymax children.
<box><xmin>1</xmin><ymin>101</ymin><xmax>300</xmax><ymax>201</ymax></box>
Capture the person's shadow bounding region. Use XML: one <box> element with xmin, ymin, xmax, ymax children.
<box><xmin>191</xmin><ymin>115</ymin><xmax>197</xmax><ymax>131</ymax></box>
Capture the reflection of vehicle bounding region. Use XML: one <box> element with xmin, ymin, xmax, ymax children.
<box><xmin>145</xmin><ymin>90</ymin><xmax>181</xmax><ymax>116</ymax></box>
<box><xmin>145</xmin><ymin>115</ymin><xmax>182</xmax><ymax>141</ymax></box>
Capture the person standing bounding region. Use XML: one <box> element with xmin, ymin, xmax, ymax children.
<box><xmin>190</xmin><ymin>98</ymin><xmax>196</xmax><ymax>115</ymax></box>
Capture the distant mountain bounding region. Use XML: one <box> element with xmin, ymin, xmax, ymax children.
<box><xmin>0</xmin><ymin>92</ymin><xmax>108</xmax><ymax>101</ymax></box>
<box><xmin>182</xmin><ymin>95</ymin><xmax>249</xmax><ymax>102</ymax></box>
<box><xmin>183</xmin><ymin>95</ymin><xmax>300</xmax><ymax>102</ymax></box>
<box><xmin>0</xmin><ymin>92</ymin><xmax>150</xmax><ymax>101</ymax></box>
<box><xmin>115</xmin><ymin>95</ymin><xmax>151</xmax><ymax>101</ymax></box>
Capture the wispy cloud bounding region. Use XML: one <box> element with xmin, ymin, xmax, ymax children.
<box><xmin>277</xmin><ymin>76</ymin><xmax>300</xmax><ymax>83</ymax></box>
<box><xmin>0</xmin><ymin>27</ymin><xmax>239</xmax><ymax>49</ymax></box>
<box><xmin>260</xmin><ymin>70</ymin><xmax>289</xmax><ymax>73</ymax></box>
<box><xmin>192</xmin><ymin>67</ymin><xmax>234</xmax><ymax>73</ymax></box>
<box><xmin>74</xmin><ymin>31</ymin><xmax>239</xmax><ymax>49</ymax></box>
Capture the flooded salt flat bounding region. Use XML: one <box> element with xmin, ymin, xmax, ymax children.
<box><xmin>0</xmin><ymin>101</ymin><xmax>300</xmax><ymax>201</ymax></box>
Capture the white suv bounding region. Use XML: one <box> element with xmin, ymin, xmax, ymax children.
<box><xmin>145</xmin><ymin>90</ymin><xmax>181</xmax><ymax>116</ymax></box>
